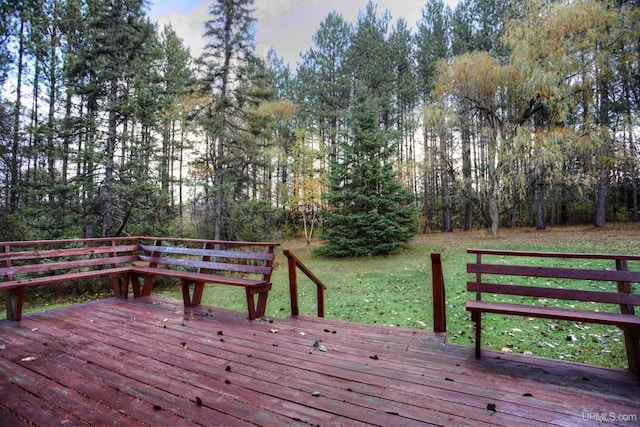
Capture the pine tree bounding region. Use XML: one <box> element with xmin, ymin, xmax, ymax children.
<box><xmin>199</xmin><ymin>0</ymin><xmax>259</xmax><ymax>240</ymax></box>
<box><xmin>297</xmin><ymin>11</ymin><xmax>352</xmax><ymax>171</ymax></box>
<box><xmin>317</xmin><ymin>92</ymin><xmax>416</xmax><ymax>257</ymax></box>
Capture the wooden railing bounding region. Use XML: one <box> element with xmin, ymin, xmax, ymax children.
<box><xmin>431</xmin><ymin>253</ymin><xmax>447</xmax><ymax>333</ymax></box>
<box><xmin>283</xmin><ymin>250</ymin><xmax>327</xmax><ymax>317</ymax></box>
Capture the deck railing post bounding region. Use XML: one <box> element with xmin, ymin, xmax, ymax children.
<box><xmin>317</xmin><ymin>285</ymin><xmax>325</xmax><ymax>318</ymax></box>
<box><xmin>284</xmin><ymin>250</ymin><xmax>300</xmax><ymax>317</ymax></box>
<box><xmin>616</xmin><ymin>258</ymin><xmax>639</xmax><ymax>376</ymax></box>
<box><xmin>430</xmin><ymin>253</ymin><xmax>446</xmax><ymax>333</ymax></box>
<box><xmin>283</xmin><ymin>250</ymin><xmax>326</xmax><ymax>318</ymax></box>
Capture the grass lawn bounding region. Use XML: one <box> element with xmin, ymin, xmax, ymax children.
<box><xmin>7</xmin><ymin>223</ymin><xmax>639</xmax><ymax>369</ymax></box>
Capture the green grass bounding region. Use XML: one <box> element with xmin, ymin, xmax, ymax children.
<box><xmin>6</xmin><ymin>223</ymin><xmax>640</xmax><ymax>369</ymax></box>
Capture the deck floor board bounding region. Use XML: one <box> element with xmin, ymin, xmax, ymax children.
<box><xmin>1</xmin><ymin>296</ymin><xmax>638</xmax><ymax>426</ymax></box>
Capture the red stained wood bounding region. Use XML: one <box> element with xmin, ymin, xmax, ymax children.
<box><xmin>466</xmin><ymin>249</ymin><xmax>640</xmax><ymax>376</ymax></box>
<box><xmin>467</xmin><ymin>282</ymin><xmax>640</xmax><ymax>305</ymax></box>
<box><xmin>1</xmin><ymin>296</ymin><xmax>639</xmax><ymax>426</ymax></box>
<box><xmin>1</xmin><ymin>237</ymin><xmax>279</xmax><ymax>321</ymax></box>
<box><xmin>130</xmin><ymin>265</ymin><xmax>267</xmax><ymax>288</ymax></box>
<box><xmin>466</xmin><ymin>300</ymin><xmax>640</xmax><ymax>327</ymax></box>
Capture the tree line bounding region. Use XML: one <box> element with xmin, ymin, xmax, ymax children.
<box><xmin>0</xmin><ymin>0</ymin><xmax>638</xmax><ymax>249</ymax></box>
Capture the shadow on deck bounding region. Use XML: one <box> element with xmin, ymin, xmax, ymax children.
<box><xmin>0</xmin><ymin>296</ymin><xmax>638</xmax><ymax>426</ymax></box>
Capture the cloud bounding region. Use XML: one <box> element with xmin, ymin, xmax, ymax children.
<box><xmin>152</xmin><ymin>2</ymin><xmax>208</xmax><ymax>57</ymax></box>
<box><xmin>150</xmin><ymin>0</ymin><xmax>460</xmax><ymax>68</ymax></box>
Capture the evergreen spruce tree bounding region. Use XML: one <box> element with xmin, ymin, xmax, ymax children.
<box><xmin>198</xmin><ymin>0</ymin><xmax>260</xmax><ymax>240</ymax></box>
<box><xmin>317</xmin><ymin>91</ymin><xmax>416</xmax><ymax>257</ymax></box>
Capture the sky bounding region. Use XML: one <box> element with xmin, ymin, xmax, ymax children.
<box><xmin>148</xmin><ymin>0</ymin><xmax>460</xmax><ymax>68</ymax></box>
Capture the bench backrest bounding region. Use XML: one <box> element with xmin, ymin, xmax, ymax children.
<box><xmin>467</xmin><ymin>249</ymin><xmax>640</xmax><ymax>309</ymax></box>
<box><xmin>137</xmin><ymin>237</ymin><xmax>278</xmax><ymax>282</ymax></box>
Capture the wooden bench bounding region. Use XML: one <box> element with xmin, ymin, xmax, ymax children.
<box><xmin>0</xmin><ymin>238</ymin><xmax>140</xmax><ymax>321</ymax></box>
<box><xmin>465</xmin><ymin>249</ymin><xmax>640</xmax><ymax>376</ymax></box>
<box><xmin>1</xmin><ymin>237</ymin><xmax>279</xmax><ymax>321</ymax></box>
<box><xmin>130</xmin><ymin>238</ymin><xmax>278</xmax><ymax>320</ymax></box>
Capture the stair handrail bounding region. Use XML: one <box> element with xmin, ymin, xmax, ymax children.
<box><xmin>283</xmin><ymin>250</ymin><xmax>327</xmax><ymax>317</ymax></box>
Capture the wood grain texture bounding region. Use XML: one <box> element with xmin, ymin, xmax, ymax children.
<box><xmin>1</xmin><ymin>296</ymin><xmax>638</xmax><ymax>426</ymax></box>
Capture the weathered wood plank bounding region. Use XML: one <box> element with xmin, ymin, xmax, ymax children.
<box><xmin>0</xmin><ymin>255</ymin><xmax>138</xmax><ymax>277</ymax></box>
<box><xmin>0</xmin><ymin>352</ymin><xmax>150</xmax><ymax>426</ymax></box>
<box><xmin>0</xmin><ymin>267</ymin><xmax>131</xmax><ymax>290</ymax></box>
<box><xmin>0</xmin><ymin>380</ymin><xmax>88</xmax><ymax>426</ymax></box>
<box><xmin>130</xmin><ymin>266</ymin><xmax>266</xmax><ymax>287</ymax></box>
<box><xmin>137</xmin><ymin>255</ymin><xmax>270</xmax><ymax>275</ymax></box>
<box><xmin>466</xmin><ymin>300</ymin><xmax>640</xmax><ymax>327</ymax></box>
<box><xmin>0</xmin><ymin>244</ymin><xmax>140</xmax><ymax>262</ymax></box>
<box><xmin>65</xmin><ymin>298</ymin><xmax>637</xmax><ymax>425</ymax></box>
<box><xmin>2</xmin><ymin>296</ymin><xmax>639</xmax><ymax>427</ymax></box>
<box><xmin>139</xmin><ymin>244</ymin><xmax>275</xmax><ymax>261</ymax></box>
<box><xmin>26</xmin><ymin>306</ymin><xmax>434</xmax><ymax>426</ymax></box>
<box><xmin>467</xmin><ymin>281</ymin><xmax>640</xmax><ymax>305</ymax></box>
<box><xmin>467</xmin><ymin>262</ymin><xmax>640</xmax><ymax>282</ymax></box>
<box><xmin>0</xmin><ymin>404</ymin><xmax>31</xmax><ymax>427</ymax></box>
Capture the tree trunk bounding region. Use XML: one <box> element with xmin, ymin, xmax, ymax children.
<box><xmin>439</xmin><ymin>129</ymin><xmax>452</xmax><ymax>232</ymax></box>
<box><xmin>102</xmin><ymin>78</ymin><xmax>118</xmax><ymax>237</ymax></box>
<box><xmin>487</xmin><ymin>128</ymin><xmax>499</xmax><ymax>237</ymax></box>
<box><xmin>462</xmin><ymin>120</ymin><xmax>473</xmax><ymax>231</ymax></box>
<box><xmin>632</xmin><ymin>169</ymin><xmax>639</xmax><ymax>222</ymax></box>
<box><xmin>47</xmin><ymin>38</ymin><xmax>57</xmax><ymax>204</ymax></box>
<box><xmin>536</xmin><ymin>180</ymin><xmax>545</xmax><ymax>230</ymax></box>
<box><xmin>594</xmin><ymin>172</ymin><xmax>607</xmax><ymax>227</ymax></box>
<box><xmin>488</xmin><ymin>182</ymin><xmax>499</xmax><ymax>236</ymax></box>
<box><xmin>10</xmin><ymin>16</ymin><xmax>25</xmax><ymax>213</ymax></box>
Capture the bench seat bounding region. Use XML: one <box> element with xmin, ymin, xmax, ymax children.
<box><xmin>129</xmin><ymin>266</ymin><xmax>272</xmax><ymax>319</ymax></box>
<box><xmin>465</xmin><ymin>300</ymin><xmax>640</xmax><ymax>328</ymax></box>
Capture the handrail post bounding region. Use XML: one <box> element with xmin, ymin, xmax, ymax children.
<box><xmin>431</xmin><ymin>253</ymin><xmax>446</xmax><ymax>333</ymax></box>
<box><xmin>285</xmin><ymin>250</ymin><xmax>300</xmax><ymax>317</ymax></box>
<box><xmin>616</xmin><ymin>258</ymin><xmax>638</xmax><ymax>376</ymax></box>
<box><xmin>283</xmin><ymin>250</ymin><xmax>326</xmax><ymax>318</ymax></box>
<box><xmin>317</xmin><ymin>285</ymin><xmax>325</xmax><ymax>318</ymax></box>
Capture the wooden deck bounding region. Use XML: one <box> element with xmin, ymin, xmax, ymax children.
<box><xmin>0</xmin><ymin>296</ymin><xmax>638</xmax><ymax>426</ymax></box>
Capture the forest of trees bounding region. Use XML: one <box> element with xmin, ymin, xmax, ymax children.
<box><xmin>0</xmin><ymin>0</ymin><xmax>639</xmax><ymax>248</ymax></box>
